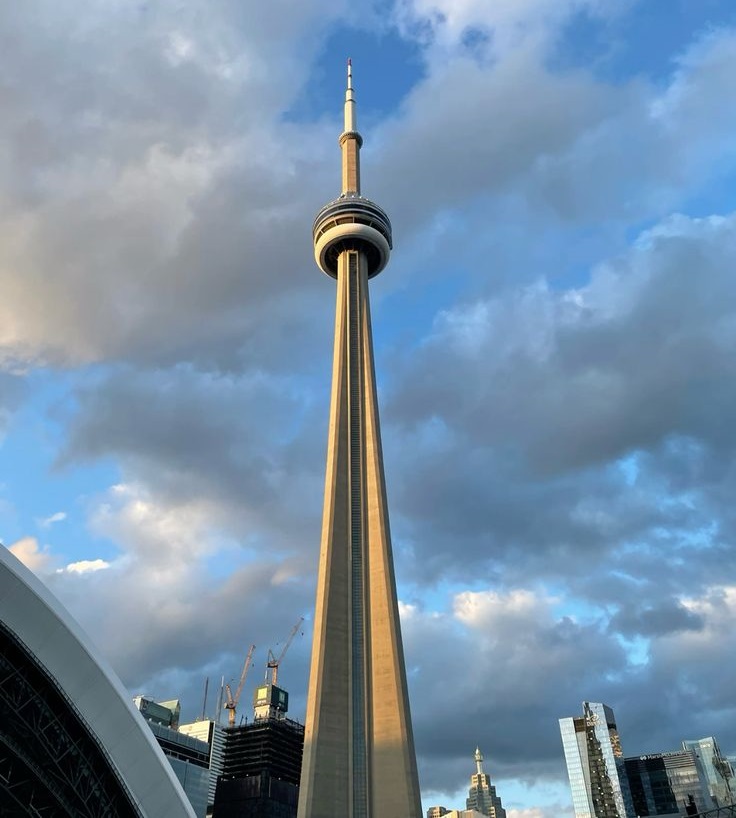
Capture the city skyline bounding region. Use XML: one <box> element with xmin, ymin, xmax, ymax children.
<box><xmin>559</xmin><ymin>700</ymin><xmax>735</xmax><ymax>817</ymax></box>
<box><xmin>2</xmin><ymin>2</ymin><xmax>736</xmax><ymax>816</ymax></box>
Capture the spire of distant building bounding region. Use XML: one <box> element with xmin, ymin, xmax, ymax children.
<box><xmin>475</xmin><ymin>746</ymin><xmax>484</xmax><ymax>776</ymax></box>
<box><xmin>466</xmin><ymin>747</ymin><xmax>507</xmax><ymax>818</ymax></box>
<box><xmin>297</xmin><ymin>61</ymin><xmax>421</xmax><ymax>818</ymax></box>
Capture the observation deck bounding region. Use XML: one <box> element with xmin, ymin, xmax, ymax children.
<box><xmin>313</xmin><ymin>193</ymin><xmax>392</xmax><ymax>279</ymax></box>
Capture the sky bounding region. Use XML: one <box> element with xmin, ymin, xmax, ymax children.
<box><xmin>1</xmin><ymin>1</ymin><xmax>736</xmax><ymax>815</ymax></box>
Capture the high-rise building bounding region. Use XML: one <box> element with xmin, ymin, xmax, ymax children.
<box><xmin>559</xmin><ymin>702</ymin><xmax>633</xmax><ymax>818</ymax></box>
<box><xmin>466</xmin><ymin>747</ymin><xmax>507</xmax><ymax>818</ymax></box>
<box><xmin>211</xmin><ymin>678</ymin><xmax>303</xmax><ymax>818</ymax></box>
<box><xmin>134</xmin><ymin>695</ymin><xmax>211</xmax><ymax>818</ymax></box>
<box><xmin>133</xmin><ymin>694</ymin><xmax>181</xmax><ymax>728</ymax></box>
<box><xmin>624</xmin><ymin>750</ymin><xmax>709</xmax><ymax>816</ymax></box>
<box><xmin>682</xmin><ymin>737</ymin><xmax>734</xmax><ymax>808</ymax></box>
<box><xmin>213</xmin><ymin>715</ymin><xmax>304</xmax><ymax>817</ymax></box>
<box><xmin>180</xmin><ymin>719</ymin><xmax>227</xmax><ymax>810</ymax></box>
<box><xmin>297</xmin><ymin>61</ymin><xmax>422</xmax><ymax>818</ymax></box>
<box><xmin>427</xmin><ymin>807</ymin><xmax>450</xmax><ymax>818</ymax></box>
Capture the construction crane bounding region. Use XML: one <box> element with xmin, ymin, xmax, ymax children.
<box><xmin>224</xmin><ymin>644</ymin><xmax>256</xmax><ymax>726</ymax></box>
<box><xmin>266</xmin><ymin>617</ymin><xmax>304</xmax><ymax>686</ymax></box>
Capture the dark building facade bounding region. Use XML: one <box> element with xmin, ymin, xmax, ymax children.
<box><xmin>213</xmin><ymin>713</ymin><xmax>304</xmax><ymax>818</ymax></box>
<box><xmin>625</xmin><ymin>751</ymin><xmax>708</xmax><ymax>817</ymax></box>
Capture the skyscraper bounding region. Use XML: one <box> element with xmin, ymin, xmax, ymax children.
<box><xmin>213</xmin><ymin>716</ymin><xmax>304</xmax><ymax>817</ymax></box>
<box><xmin>133</xmin><ymin>696</ymin><xmax>211</xmax><ymax>818</ymax></box>
<box><xmin>682</xmin><ymin>737</ymin><xmax>734</xmax><ymax>808</ymax></box>
<box><xmin>466</xmin><ymin>747</ymin><xmax>507</xmax><ymax>818</ymax></box>
<box><xmin>297</xmin><ymin>62</ymin><xmax>422</xmax><ymax>818</ymax></box>
<box><xmin>179</xmin><ymin>719</ymin><xmax>227</xmax><ymax>811</ymax></box>
<box><xmin>559</xmin><ymin>702</ymin><xmax>633</xmax><ymax>818</ymax></box>
<box><xmin>624</xmin><ymin>750</ymin><xmax>708</xmax><ymax>816</ymax></box>
<box><xmin>211</xmin><ymin>678</ymin><xmax>303</xmax><ymax>818</ymax></box>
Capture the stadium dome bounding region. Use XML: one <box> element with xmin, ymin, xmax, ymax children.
<box><xmin>0</xmin><ymin>545</ymin><xmax>195</xmax><ymax>816</ymax></box>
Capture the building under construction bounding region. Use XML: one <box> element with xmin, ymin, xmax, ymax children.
<box><xmin>212</xmin><ymin>683</ymin><xmax>304</xmax><ymax>818</ymax></box>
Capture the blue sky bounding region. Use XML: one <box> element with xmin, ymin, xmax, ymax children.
<box><xmin>2</xmin><ymin>2</ymin><xmax>736</xmax><ymax>815</ymax></box>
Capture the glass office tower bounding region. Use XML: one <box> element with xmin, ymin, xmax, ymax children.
<box><xmin>560</xmin><ymin>702</ymin><xmax>633</xmax><ymax>818</ymax></box>
<box><xmin>625</xmin><ymin>749</ymin><xmax>709</xmax><ymax>816</ymax></box>
<box><xmin>682</xmin><ymin>737</ymin><xmax>734</xmax><ymax>809</ymax></box>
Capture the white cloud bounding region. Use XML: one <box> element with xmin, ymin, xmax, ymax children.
<box><xmin>657</xmin><ymin>585</ymin><xmax>736</xmax><ymax>665</ymax></box>
<box><xmin>89</xmin><ymin>481</ymin><xmax>230</xmax><ymax>570</ymax></box>
<box><xmin>32</xmin><ymin>474</ymin><xmax>316</xmax><ymax>696</ymax></box>
<box><xmin>7</xmin><ymin>536</ymin><xmax>53</xmax><ymax>573</ymax></box>
<box><xmin>38</xmin><ymin>510</ymin><xmax>67</xmax><ymax>527</ymax></box>
<box><xmin>64</xmin><ymin>558</ymin><xmax>110</xmax><ymax>574</ymax></box>
<box><xmin>0</xmin><ymin>0</ymin><xmax>343</xmax><ymax>369</ymax></box>
<box><xmin>507</xmin><ymin>808</ymin><xmax>566</xmax><ymax>818</ymax></box>
<box><xmin>454</xmin><ymin>588</ymin><xmax>551</xmax><ymax>630</ymax></box>
<box><xmin>395</xmin><ymin>0</ymin><xmax>620</xmax><ymax>56</ymax></box>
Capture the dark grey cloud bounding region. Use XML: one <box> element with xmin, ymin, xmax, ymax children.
<box><xmin>609</xmin><ymin>601</ymin><xmax>704</xmax><ymax>638</ymax></box>
<box><xmin>373</xmin><ymin>48</ymin><xmax>619</xmax><ymax>237</ymax></box>
<box><xmin>375</xmin><ymin>212</ymin><xmax>736</xmax><ymax>628</ymax></box>
<box><xmin>397</xmin><ymin>578</ymin><xmax>733</xmax><ymax>798</ymax></box>
<box><xmin>368</xmin><ymin>25</ymin><xmax>736</xmax><ymax>319</ymax></box>
<box><xmin>373</xmin><ymin>208</ymin><xmax>736</xmax><ymax>796</ymax></box>
<box><xmin>0</xmin><ymin>0</ymin><xmax>347</xmax><ymax>367</ymax></box>
<box><xmin>40</xmin><ymin>537</ymin><xmax>315</xmax><ymax>738</ymax></box>
<box><xmin>405</xmin><ymin>590</ymin><xmax>627</xmax><ymax>781</ymax></box>
<box><xmin>57</xmin><ymin>365</ymin><xmax>327</xmax><ymax>555</ymax></box>
<box><xmin>388</xmin><ymin>213</ymin><xmax>736</xmax><ymax>472</ymax></box>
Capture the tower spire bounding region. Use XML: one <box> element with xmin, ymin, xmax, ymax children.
<box><xmin>345</xmin><ymin>58</ymin><xmax>355</xmax><ymax>128</ymax></box>
<box><xmin>340</xmin><ymin>57</ymin><xmax>362</xmax><ymax>194</ymax></box>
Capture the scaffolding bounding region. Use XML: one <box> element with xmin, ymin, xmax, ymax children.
<box><xmin>213</xmin><ymin>717</ymin><xmax>304</xmax><ymax>818</ymax></box>
<box><xmin>221</xmin><ymin>717</ymin><xmax>303</xmax><ymax>785</ymax></box>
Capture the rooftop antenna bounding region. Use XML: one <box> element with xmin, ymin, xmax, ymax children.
<box><xmin>200</xmin><ymin>676</ymin><xmax>209</xmax><ymax>721</ymax></box>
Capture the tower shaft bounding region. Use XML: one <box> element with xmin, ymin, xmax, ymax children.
<box><xmin>299</xmin><ymin>62</ymin><xmax>421</xmax><ymax>818</ymax></box>
<box><xmin>299</xmin><ymin>247</ymin><xmax>421</xmax><ymax>817</ymax></box>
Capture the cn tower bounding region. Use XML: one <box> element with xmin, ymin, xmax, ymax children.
<box><xmin>298</xmin><ymin>62</ymin><xmax>422</xmax><ymax>818</ymax></box>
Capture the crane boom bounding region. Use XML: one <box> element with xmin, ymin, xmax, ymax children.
<box><xmin>224</xmin><ymin>644</ymin><xmax>256</xmax><ymax>726</ymax></box>
<box><xmin>267</xmin><ymin>617</ymin><xmax>304</xmax><ymax>686</ymax></box>
<box><xmin>234</xmin><ymin>644</ymin><xmax>256</xmax><ymax>703</ymax></box>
